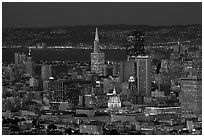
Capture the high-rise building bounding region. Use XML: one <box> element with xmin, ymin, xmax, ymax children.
<box><xmin>14</xmin><ymin>53</ymin><xmax>19</xmax><ymax>66</ymax></box>
<box><xmin>41</xmin><ymin>64</ymin><xmax>52</xmax><ymax>81</ymax></box>
<box><xmin>160</xmin><ymin>59</ymin><xmax>169</xmax><ymax>72</ymax></box>
<box><xmin>91</xmin><ymin>28</ymin><xmax>105</xmax><ymax>76</ymax></box>
<box><xmin>25</xmin><ymin>49</ymin><xmax>35</xmax><ymax>77</ymax></box>
<box><xmin>49</xmin><ymin>80</ymin><xmax>81</xmax><ymax>110</ymax></box>
<box><xmin>120</xmin><ymin>60</ymin><xmax>137</xmax><ymax>83</ymax></box>
<box><xmin>126</xmin><ymin>30</ymin><xmax>145</xmax><ymax>60</ymax></box>
<box><xmin>179</xmin><ymin>73</ymin><xmax>202</xmax><ymax>116</ymax></box>
<box><xmin>14</xmin><ymin>52</ymin><xmax>27</xmax><ymax>66</ymax></box>
<box><xmin>137</xmin><ymin>55</ymin><xmax>151</xmax><ymax>97</ymax></box>
<box><xmin>128</xmin><ymin>76</ymin><xmax>138</xmax><ymax>104</ymax></box>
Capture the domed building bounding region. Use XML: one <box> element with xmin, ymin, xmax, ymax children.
<box><xmin>108</xmin><ymin>87</ymin><xmax>121</xmax><ymax>109</ymax></box>
<box><xmin>128</xmin><ymin>76</ymin><xmax>135</xmax><ymax>82</ymax></box>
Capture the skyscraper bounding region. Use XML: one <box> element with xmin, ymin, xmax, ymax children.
<box><xmin>14</xmin><ymin>52</ymin><xmax>27</xmax><ymax>66</ymax></box>
<box><xmin>91</xmin><ymin>28</ymin><xmax>105</xmax><ymax>76</ymax></box>
<box><xmin>49</xmin><ymin>80</ymin><xmax>81</xmax><ymax>110</ymax></box>
<box><xmin>120</xmin><ymin>60</ymin><xmax>137</xmax><ymax>83</ymax></box>
<box><xmin>14</xmin><ymin>53</ymin><xmax>19</xmax><ymax>66</ymax></box>
<box><xmin>25</xmin><ymin>49</ymin><xmax>35</xmax><ymax>77</ymax></box>
<box><xmin>126</xmin><ymin>30</ymin><xmax>145</xmax><ymax>60</ymax></box>
<box><xmin>179</xmin><ymin>72</ymin><xmax>202</xmax><ymax>116</ymax></box>
<box><xmin>41</xmin><ymin>64</ymin><xmax>52</xmax><ymax>81</ymax></box>
<box><xmin>128</xmin><ymin>76</ymin><xmax>138</xmax><ymax>104</ymax></box>
<box><xmin>137</xmin><ymin>55</ymin><xmax>151</xmax><ymax>97</ymax></box>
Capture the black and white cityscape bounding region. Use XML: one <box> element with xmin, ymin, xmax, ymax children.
<box><xmin>2</xmin><ymin>2</ymin><xmax>202</xmax><ymax>135</ymax></box>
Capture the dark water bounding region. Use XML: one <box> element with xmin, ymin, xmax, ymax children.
<box><xmin>2</xmin><ymin>48</ymin><xmax>127</xmax><ymax>63</ymax></box>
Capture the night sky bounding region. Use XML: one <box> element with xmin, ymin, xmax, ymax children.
<box><xmin>2</xmin><ymin>2</ymin><xmax>202</xmax><ymax>28</ymax></box>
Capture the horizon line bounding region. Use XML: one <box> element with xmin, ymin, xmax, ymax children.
<box><xmin>2</xmin><ymin>23</ymin><xmax>202</xmax><ymax>29</ymax></box>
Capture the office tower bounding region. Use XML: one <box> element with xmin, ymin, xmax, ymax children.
<box><xmin>137</xmin><ymin>55</ymin><xmax>151</xmax><ymax>97</ymax></box>
<box><xmin>126</xmin><ymin>30</ymin><xmax>145</xmax><ymax>60</ymax></box>
<box><xmin>120</xmin><ymin>60</ymin><xmax>137</xmax><ymax>83</ymax></box>
<box><xmin>160</xmin><ymin>59</ymin><xmax>169</xmax><ymax>72</ymax></box>
<box><xmin>25</xmin><ymin>61</ymin><xmax>34</xmax><ymax>77</ymax></box>
<box><xmin>19</xmin><ymin>53</ymin><xmax>27</xmax><ymax>65</ymax></box>
<box><xmin>174</xmin><ymin>41</ymin><xmax>181</xmax><ymax>53</ymax></box>
<box><xmin>49</xmin><ymin>80</ymin><xmax>81</xmax><ymax>110</ymax></box>
<box><xmin>91</xmin><ymin>28</ymin><xmax>105</xmax><ymax>76</ymax></box>
<box><xmin>25</xmin><ymin>49</ymin><xmax>35</xmax><ymax>77</ymax></box>
<box><xmin>14</xmin><ymin>53</ymin><xmax>19</xmax><ymax>66</ymax></box>
<box><xmin>128</xmin><ymin>76</ymin><xmax>138</xmax><ymax>104</ymax></box>
<box><xmin>179</xmin><ymin>72</ymin><xmax>202</xmax><ymax>116</ymax></box>
<box><xmin>14</xmin><ymin>52</ymin><xmax>27</xmax><ymax>66</ymax></box>
<box><xmin>41</xmin><ymin>64</ymin><xmax>52</xmax><ymax>81</ymax></box>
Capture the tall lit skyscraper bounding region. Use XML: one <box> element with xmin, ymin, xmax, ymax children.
<box><xmin>126</xmin><ymin>30</ymin><xmax>145</xmax><ymax>60</ymax></box>
<box><xmin>91</xmin><ymin>28</ymin><xmax>105</xmax><ymax>76</ymax></box>
<box><xmin>179</xmin><ymin>72</ymin><xmax>202</xmax><ymax>116</ymax></box>
<box><xmin>137</xmin><ymin>55</ymin><xmax>151</xmax><ymax>97</ymax></box>
<box><xmin>25</xmin><ymin>49</ymin><xmax>35</xmax><ymax>77</ymax></box>
<box><xmin>41</xmin><ymin>64</ymin><xmax>52</xmax><ymax>81</ymax></box>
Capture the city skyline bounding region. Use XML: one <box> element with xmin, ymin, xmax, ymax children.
<box><xmin>2</xmin><ymin>2</ymin><xmax>202</xmax><ymax>135</ymax></box>
<box><xmin>2</xmin><ymin>2</ymin><xmax>202</xmax><ymax>28</ymax></box>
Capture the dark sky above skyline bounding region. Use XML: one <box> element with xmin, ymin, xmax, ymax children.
<box><xmin>2</xmin><ymin>2</ymin><xmax>202</xmax><ymax>28</ymax></box>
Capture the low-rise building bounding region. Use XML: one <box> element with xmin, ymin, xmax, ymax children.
<box><xmin>79</xmin><ymin>124</ymin><xmax>103</xmax><ymax>135</ymax></box>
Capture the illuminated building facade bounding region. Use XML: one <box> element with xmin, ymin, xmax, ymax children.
<box><xmin>160</xmin><ymin>59</ymin><xmax>169</xmax><ymax>72</ymax></box>
<box><xmin>25</xmin><ymin>49</ymin><xmax>35</xmax><ymax>77</ymax></box>
<box><xmin>14</xmin><ymin>52</ymin><xmax>27</xmax><ymax>66</ymax></box>
<box><xmin>179</xmin><ymin>74</ymin><xmax>202</xmax><ymax>116</ymax></box>
<box><xmin>49</xmin><ymin>80</ymin><xmax>81</xmax><ymax>110</ymax></box>
<box><xmin>91</xmin><ymin>28</ymin><xmax>105</xmax><ymax>76</ymax></box>
<box><xmin>41</xmin><ymin>64</ymin><xmax>52</xmax><ymax>81</ymax></box>
<box><xmin>137</xmin><ymin>55</ymin><xmax>151</xmax><ymax>97</ymax></box>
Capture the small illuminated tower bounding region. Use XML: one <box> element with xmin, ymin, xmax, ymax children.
<box><xmin>128</xmin><ymin>76</ymin><xmax>136</xmax><ymax>92</ymax></box>
<box><xmin>128</xmin><ymin>76</ymin><xmax>138</xmax><ymax>104</ymax></box>
<box><xmin>27</xmin><ymin>48</ymin><xmax>32</xmax><ymax>61</ymax></box>
<box><xmin>91</xmin><ymin>28</ymin><xmax>105</xmax><ymax>76</ymax></box>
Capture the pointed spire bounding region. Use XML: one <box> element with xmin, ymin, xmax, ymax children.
<box><xmin>28</xmin><ymin>48</ymin><xmax>31</xmax><ymax>56</ymax></box>
<box><xmin>113</xmin><ymin>86</ymin><xmax>116</xmax><ymax>95</ymax></box>
<box><xmin>94</xmin><ymin>27</ymin><xmax>100</xmax><ymax>53</ymax></box>
<box><xmin>95</xmin><ymin>27</ymin><xmax>99</xmax><ymax>41</ymax></box>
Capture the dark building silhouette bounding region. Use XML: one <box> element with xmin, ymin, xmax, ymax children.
<box><xmin>126</xmin><ymin>30</ymin><xmax>145</xmax><ymax>60</ymax></box>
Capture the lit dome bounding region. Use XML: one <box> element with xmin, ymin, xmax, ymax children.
<box><xmin>128</xmin><ymin>76</ymin><xmax>135</xmax><ymax>82</ymax></box>
<box><xmin>108</xmin><ymin>88</ymin><xmax>121</xmax><ymax>108</ymax></box>
<box><xmin>49</xmin><ymin>77</ymin><xmax>54</xmax><ymax>80</ymax></box>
